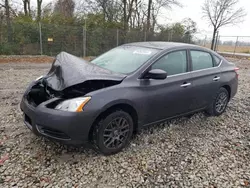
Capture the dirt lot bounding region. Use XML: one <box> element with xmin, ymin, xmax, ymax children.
<box><xmin>0</xmin><ymin>58</ymin><xmax>250</xmax><ymax>187</ymax></box>
<box><xmin>204</xmin><ymin>45</ymin><xmax>250</xmax><ymax>54</ymax></box>
<box><xmin>217</xmin><ymin>45</ymin><xmax>250</xmax><ymax>54</ymax></box>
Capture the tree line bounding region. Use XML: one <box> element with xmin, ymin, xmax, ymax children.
<box><xmin>0</xmin><ymin>0</ymin><xmax>246</xmax><ymax>55</ymax></box>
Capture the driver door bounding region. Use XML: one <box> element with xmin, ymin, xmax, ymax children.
<box><xmin>140</xmin><ymin>50</ymin><xmax>194</xmax><ymax>124</ymax></box>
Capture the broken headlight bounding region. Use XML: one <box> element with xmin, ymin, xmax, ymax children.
<box><xmin>55</xmin><ymin>97</ymin><xmax>91</xmax><ymax>112</ymax></box>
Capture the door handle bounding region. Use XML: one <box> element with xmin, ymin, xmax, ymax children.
<box><xmin>180</xmin><ymin>83</ymin><xmax>191</xmax><ymax>88</ymax></box>
<box><xmin>213</xmin><ymin>76</ymin><xmax>220</xmax><ymax>81</ymax></box>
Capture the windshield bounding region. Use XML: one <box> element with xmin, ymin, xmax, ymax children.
<box><xmin>91</xmin><ymin>46</ymin><xmax>159</xmax><ymax>74</ymax></box>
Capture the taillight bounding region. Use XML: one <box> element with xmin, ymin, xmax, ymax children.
<box><xmin>234</xmin><ymin>67</ymin><xmax>239</xmax><ymax>78</ymax></box>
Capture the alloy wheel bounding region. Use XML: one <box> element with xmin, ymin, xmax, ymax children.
<box><xmin>215</xmin><ymin>92</ymin><xmax>228</xmax><ymax>113</ymax></box>
<box><xmin>103</xmin><ymin>117</ymin><xmax>130</xmax><ymax>149</ymax></box>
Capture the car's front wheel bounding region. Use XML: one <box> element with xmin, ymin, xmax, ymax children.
<box><xmin>206</xmin><ymin>87</ymin><xmax>229</xmax><ymax>116</ymax></box>
<box><xmin>92</xmin><ymin>110</ymin><xmax>134</xmax><ymax>155</ymax></box>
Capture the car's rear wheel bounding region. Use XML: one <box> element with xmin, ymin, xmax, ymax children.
<box><xmin>206</xmin><ymin>87</ymin><xmax>229</xmax><ymax>116</ymax></box>
<box><xmin>92</xmin><ymin>110</ymin><xmax>134</xmax><ymax>155</ymax></box>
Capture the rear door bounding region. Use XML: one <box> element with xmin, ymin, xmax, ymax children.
<box><xmin>189</xmin><ymin>50</ymin><xmax>221</xmax><ymax>110</ymax></box>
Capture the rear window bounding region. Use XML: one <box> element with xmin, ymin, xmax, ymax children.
<box><xmin>190</xmin><ymin>51</ymin><xmax>213</xmax><ymax>71</ymax></box>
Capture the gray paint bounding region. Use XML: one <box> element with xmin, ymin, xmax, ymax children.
<box><xmin>21</xmin><ymin>42</ymin><xmax>238</xmax><ymax>144</ymax></box>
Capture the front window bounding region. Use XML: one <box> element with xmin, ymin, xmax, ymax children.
<box><xmin>152</xmin><ymin>50</ymin><xmax>188</xmax><ymax>76</ymax></box>
<box><xmin>91</xmin><ymin>46</ymin><xmax>159</xmax><ymax>74</ymax></box>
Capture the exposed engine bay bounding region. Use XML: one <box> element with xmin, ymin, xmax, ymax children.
<box><xmin>27</xmin><ymin>79</ymin><xmax>121</xmax><ymax>107</ymax></box>
<box><xmin>25</xmin><ymin>52</ymin><xmax>125</xmax><ymax>107</ymax></box>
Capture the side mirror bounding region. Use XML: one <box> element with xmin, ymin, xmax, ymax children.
<box><xmin>145</xmin><ymin>69</ymin><xmax>167</xmax><ymax>80</ymax></box>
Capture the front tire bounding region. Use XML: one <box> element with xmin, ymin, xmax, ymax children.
<box><xmin>92</xmin><ymin>110</ymin><xmax>134</xmax><ymax>155</ymax></box>
<box><xmin>206</xmin><ymin>87</ymin><xmax>229</xmax><ymax>116</ymax></box>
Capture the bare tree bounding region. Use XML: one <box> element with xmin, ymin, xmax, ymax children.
<box><xmin>0</xmin><ymin>1</ymin><xmax>17</xmax><ymax>16</ymax></box>
<box><xmin>4</xmin><ymin>0</ymin><xmax>11</xmax><ymax>42</ymax></box>
<box><xmin>147</xmin><ymin>0</ymin><xmax>181</xmax><ymax>37</ymax></box>
<box><xmin>54</xmin><ymin>0</ymin><xmax>75</xmax><ymax>18</ymax></box>
<box><xmin>122</xmin><ymin>0</ymin><xmax>135</xmax><ymax>31</ymax></box>
<box><xmin>122</xmin><ymin>0</ymin><xmax>127</xmax><ymax>31</ymax></box>
<box><xmin>37</xmin><ymin>0</ymin><xmax>42</xmax><ymax>21</ymax></box>
<box><xmin>0</xmin><ymin>0</ymin><xmax>17</xmax><ymax>42</ymax></box>
<box><xmin>95</xmin><ymin>0</ymin><xmax>121</xmax><ymax>22</ymax></box>
<box><xmin>182</xmin><ymin>18</ymin><xmax>197</xmax><ymax>34</ymax></box>
<box><xmin>23</xmin><ymin>0</ymin><xmax>31</xmax><ymax>16</ymax></box>
<box><xmin>202</xmin><ymin>0</ymin><xmax>246</xmax><ymax>50</ymax></box>
<box><xmin>131</xmin><ymin>0</ymin><xmax>143</xmax><ymax>29</ymax></box>
<box><xmin>75</xmin><ymin>0</ymin><xmax>100</xmax><ymax>15</ymax></box>
<box><xmin>146</xmin><ymin>0</ymin><xmax>152</xmax><ymax>33</ymax></box>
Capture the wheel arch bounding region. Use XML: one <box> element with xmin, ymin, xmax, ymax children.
<box><xmin>88</xmin><ymin>103</ymin><xmax>139</xmax><ymax>141</ymax></box>
<box><xmin>221</xmin><ymin>85</ymin><xmax>231</xmax><ymax>99</ymax></box>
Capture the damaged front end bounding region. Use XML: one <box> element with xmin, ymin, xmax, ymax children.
<box><xmin>26</xmin><ymin>79</ymin><xmax>122</xmax><ymax>107</ymax></box>
<box><xmin>25</xmin><ymin>52</ymin><xmax>126</xmax><ymax>108</ymax></box>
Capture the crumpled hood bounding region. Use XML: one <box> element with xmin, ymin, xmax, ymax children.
<box><xmin>44</xmin><ymin>52</ymin><xmax>126</xmax><ymax>91</ymax></box>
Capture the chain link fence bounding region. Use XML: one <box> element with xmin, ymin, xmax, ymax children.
<box><xmin>1</xmin><ymin>22</ymin><xmax>250</xmax><ymax>56</ymax></box>
<box><xmin>193</xmin><ymin>34</ymin><xmax>213</xmax><ymax>49</ymax></box>
<box><xmin>216</xmin><ymin>36</ymin><xmax>250</xmax><ymax>54</ymax></box>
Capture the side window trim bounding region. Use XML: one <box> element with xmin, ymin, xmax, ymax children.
<box><xmin>144</xmin><ymin>49</ymin><xmax>222</xmax><ymax>78</ymax></box>
<box><xmin>212</xmin><ymin>54</ymin><xmax>222</xmax><ymax>67</ymax></box>
<box><xmin>187</xmin><ymin>49</ymin><xmax>193</xmax><ymax>72</ymax></box>
<box><xmin>139</xmin><ymin>49</ymin><xmax>223</xmax><ymax>79</ymax></box>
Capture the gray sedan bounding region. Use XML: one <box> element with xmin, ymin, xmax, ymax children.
<box><xmin>21</xmin><ymin>42</ymin><xmax>238</xmax><ymax>155</ymax></box>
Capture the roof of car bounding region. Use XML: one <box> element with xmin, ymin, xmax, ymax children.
<box><xmin>125</xmin><ymin>41</ymin><xmax>198</xmax><ymax>50</ymax></box>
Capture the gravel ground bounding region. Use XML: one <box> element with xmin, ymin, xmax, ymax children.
<box><xmin>0</xmin><ymin>58</ymin><xmax>250</xmax><ymax>188</ymax></box>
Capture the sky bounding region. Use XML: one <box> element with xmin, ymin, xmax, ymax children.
<box><xmin>25</xmin><ymin>0</ymin><xmax>250</xmax><ymax>38</ymax></box>
<box><xmin>159</xmin><ymin>0</ymin><xmax>250</xmax><ymax>38</ymax></box>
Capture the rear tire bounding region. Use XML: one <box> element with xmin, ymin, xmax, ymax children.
<box><xmin>206</xmin><ymin>87</ymin><xmax>229</xmax><ymax>116</ymax></box>
<box><xmin>91</xmin><ymin>110</ymin><xmax>134</xmax><ymax>155</ymax></box>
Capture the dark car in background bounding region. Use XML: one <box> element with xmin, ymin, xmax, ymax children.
<box><xmin>20</xmin><ymin>42</ymin><xmax>238</xmax><ymax>155</ymax></box>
